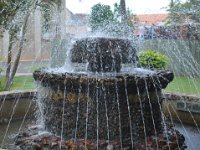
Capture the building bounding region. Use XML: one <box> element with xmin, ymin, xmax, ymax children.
<box><xmin>133</xmin><ymin>14</ymin><xmax>168</xmax><ymax>38</ymax></box>
<box><xmin>65</xmin><ymin>10</ymin><xmax>90</xmax><ymax>35</ymax></box>
<box><xmin>134</xmin><ymin>14</ymin><xmax>168</xmax><ymax>26</ymax></box>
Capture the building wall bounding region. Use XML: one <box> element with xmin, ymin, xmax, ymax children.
<box><xmin>0</xmin><ymin>7</ymin><xmax>53</xmax><ymax>63</ymax></box>
<box><xmin>0</xmin><ymin>6</ymin><xmax>88</xmax><ymax>72</ymax></box>
<box><xmin>66</xmin><ymin>25</ymin><xmax>88</xmax><ymax>35</ymax></box>
<box><xmin>0</xmin><ymin>8</ymin><xmax>51</xmax><ymax>73</ymax></box>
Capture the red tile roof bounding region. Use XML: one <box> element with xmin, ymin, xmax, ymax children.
<box><xmin>134</xmin><ymin>14</ymin><xmax>168</xmax><ymax>26</ymax></box>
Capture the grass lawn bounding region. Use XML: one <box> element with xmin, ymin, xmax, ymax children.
<box><xmin>0</xmin><ymin>75</ymin><xmax>36</xmax><ymax>91</ymax></box>
<box><xmin>11</xmin><ymin>75</ymin><xmax>36</xmax><ymax>90</ymax></box>
<box><xmin>165</xmin><ymin>76</ymin><xmax>200</xmax><ymax>95</ymax></box>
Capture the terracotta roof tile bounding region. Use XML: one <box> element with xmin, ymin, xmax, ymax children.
<box><xmin>134</xmin><ymin>14</ymin><xmax>168</xmax><ymax>26</ymax></box>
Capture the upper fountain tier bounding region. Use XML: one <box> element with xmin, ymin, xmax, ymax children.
<box><xmin>71</xmin><ymin>37</ymin><xmax>137</xmax><ymax>72</ymax></box>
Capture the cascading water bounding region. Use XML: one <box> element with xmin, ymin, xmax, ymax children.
<box><xmin>14</xmin><ymin>37</ymin><xmax>186</xmax><ymax>149</ymax></box>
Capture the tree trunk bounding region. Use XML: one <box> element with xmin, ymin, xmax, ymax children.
<box><xmin>120</xmin><ymin>0</ymin><xmax>127</xmax><ymax>24</ymax></box>
<box><xmin>5</xmin><ymin>0</ymin><xmax>39</xmax><ymax>90</ymax></box>
<box><xmin>5</xmin><ymin>31</ymin><xmax>15</xmax><ymax>90</ymax></box>
<box><xmin>7</xmin><ymin>13</ymin><xmax>30</xmax><ymax>90</ymax></box>
<box><xmin>170</xmin><ymin>0</ymin><xmax>174</xmax><ymax>7</ymax></box>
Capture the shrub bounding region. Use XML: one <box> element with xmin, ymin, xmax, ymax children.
<box><xmin>138</xmin><ymin>50</ymin><xmax>168</xmax><ymax>69</ymax></box>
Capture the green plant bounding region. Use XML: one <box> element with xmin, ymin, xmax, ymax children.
<box><xmin>90</xmin><ymin>3</ymin><xmax>114</xmax><ymax>31</ymax></box>
<box><xmin>138</xmin><ymin>50</ymin><xmax>168</xmax><ymax>69</ymax></box>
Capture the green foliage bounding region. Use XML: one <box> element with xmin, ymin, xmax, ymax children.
<box><xmin>0</xmin><ymin>0</ymin><xmax>32</xmax><ymax>29</ymax></box>
<box><xmin>0</xmin><ymin>0</ymin><xmax>20</xmax><ymax>37</ymax></box>
<box><xmin>90</xmin><ymin>3</ymin><xmax>114</xmax><ymax>31</ymax></box>
<box><xmin>0</xmin><ymin>0</ymin><xmax>19</xmax><ymax>26</ymax></box>
<box><xmin>89</xmin><ymin>2</ymin><xmax>136</xmax><ymax>34</ymax></box>
<box><xmin>167</xmin><ymin>0</ymin><xmax>200</xmax><ymax>37</ymax></box>
<box><xmin>0</xmin><ymin>0</ymin><xmax>61</xmax><ymax>32</ymax></box>
<box><xmin>138</xmin><ymin>50</ymin><xmax>168</xmax><ymax>69</ymax></box>
<box><xmin>113</xmin><ymin>2</ymin><xmax>134</xmax><ymax>26</ymax></box>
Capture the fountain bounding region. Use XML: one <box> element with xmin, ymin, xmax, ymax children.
<box><xmin>14</xmin><ymin>37</ymin><xmax>185</xmax><ymax>149</ymax></box>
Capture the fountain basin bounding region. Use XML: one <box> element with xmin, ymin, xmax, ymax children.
<box><xmin>163</xmin><ymin>93</ymin><xmax>200</xmax><ymax>125</ymax></box>
<box><xmin>0</xmin><ymin>90</ymin><xmax>35</xmax><ymax>124</ymax></box>
<box><xmin>33</xmin><ymin>68</ymin><xmax>174</xmax><ymax>146</ymax></box>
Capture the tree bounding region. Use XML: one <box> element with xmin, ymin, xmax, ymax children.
<box><xmin>167</xmin><ymin>0</ymin><xmax>200</xmax><ymax>38</ymax></box>
<box><xmin>0</xmin><ymin>0</ymin><xmax>37</xmax><ymax>90</ymax></box>
<box><xmin>89</xmin><ymin>3</ymin><xmax>114</xmax><ymax>31</ymax></box>
<box><xmin>0</xmin><ymin>0</ymin><xmax>62</xmax><ymax>90</ymax></box>
<box><xmin>120</xmin><ymin>0</ymin><xmax>128</xmax><ymax>24</ymax></box>
<box><xmin>0</xmin><ymin>1</ymin><xmax>19</xmax><ymax>26</ymax></box>
<box><xmin>113</xmin><ymin>2</ymin><xmax>134</xmax><ymax>26</ymax></box>
<box><xmin>90</xmin><ymin>0</ymin><xmax>134</xmax><ymax>31</ymax></box>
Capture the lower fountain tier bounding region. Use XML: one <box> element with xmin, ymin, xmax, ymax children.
<box><xmin>43</xmin><ymin>95</ymin><xmax>163</xmax><ymax>140</ymax></box>
<box><xmin>33</xmin><ymin>69</ymin><xmax>174</xmax><ymax>143</ymax></box>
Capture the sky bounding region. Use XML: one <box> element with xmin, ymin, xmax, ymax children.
<box><xmin>66</xmin><ymin>0</ymin><xmax>171</xmax><ymax>14</ymax></box>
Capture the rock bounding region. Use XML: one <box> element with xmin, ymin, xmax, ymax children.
<box><xmin>34</xmin><ymin>143</ymin><xmax>42</xmax><ymax>150</ymax></box>
<box><xmin>51</xmin><ymin>142</ymin><xmax>58</xmax><ymax>148</ymax></box>
<box><xmin>14</xmin><ymin>123</ymin><xmax>186</xmax><ymax>149</ymax></box>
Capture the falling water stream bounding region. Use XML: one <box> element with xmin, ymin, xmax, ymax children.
<box><xmin>60</xmin><ymin>85</ymin><xmax>67</xmax><ymax>149</ymax></box>
<box><xmin>0</xmin><ymin>6</ymin><xmax>200</xmax><ymax>149</ymax></box>
<box><xmin>1</xmin><ymin>0</ymin><xmax>200</xmax><ymax>148</ymax></box>
<box><xmin>84</xmin><ymin>78</ymin><xmax>90</xmax><ymax>147</ymax></box>
<box><xmin>124</xmin><ymin>77</ymin><xmax>134</xmax><ymax>149</ymax></box>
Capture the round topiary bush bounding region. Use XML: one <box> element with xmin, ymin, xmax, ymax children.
<box><xmin>138</xmin><ymin>50</ymin><xmax>168</xmax><ymax>69</ymax></box>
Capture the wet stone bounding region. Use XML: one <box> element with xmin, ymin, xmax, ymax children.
<box><xmin>70</xmin><ymin>37</ymin><xmax>137</xmax><ymax>72</ymax></box>
<box><xmin>30</xmin><ymin>68</ymin><xmax>177</xmax><ymax>148</ymax></box>
<box><xmin>14</xmin><ymin>124</ymin><xmax>185</xmax><ymax>150</ymax></box>
<box><xmin>15</xmin><ymin>37</ymin><xmax>186</xmax><ymax>149</ymax></box>
<box><xmin>39</xmin><ymin>87</ymin><xmax>164</xmax><ymax>141</ymax></box>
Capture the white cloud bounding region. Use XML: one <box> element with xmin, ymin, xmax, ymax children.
<box><xmin>66</xmin><ymin>0</ymin><xmax>171</xmax><ymax>14</ymax></box>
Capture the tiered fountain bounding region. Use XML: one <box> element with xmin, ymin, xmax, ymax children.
<box><xmin>15</xmin><ymin>37</ymin><xmax>185</xmax><ymax>149</ymax></box>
